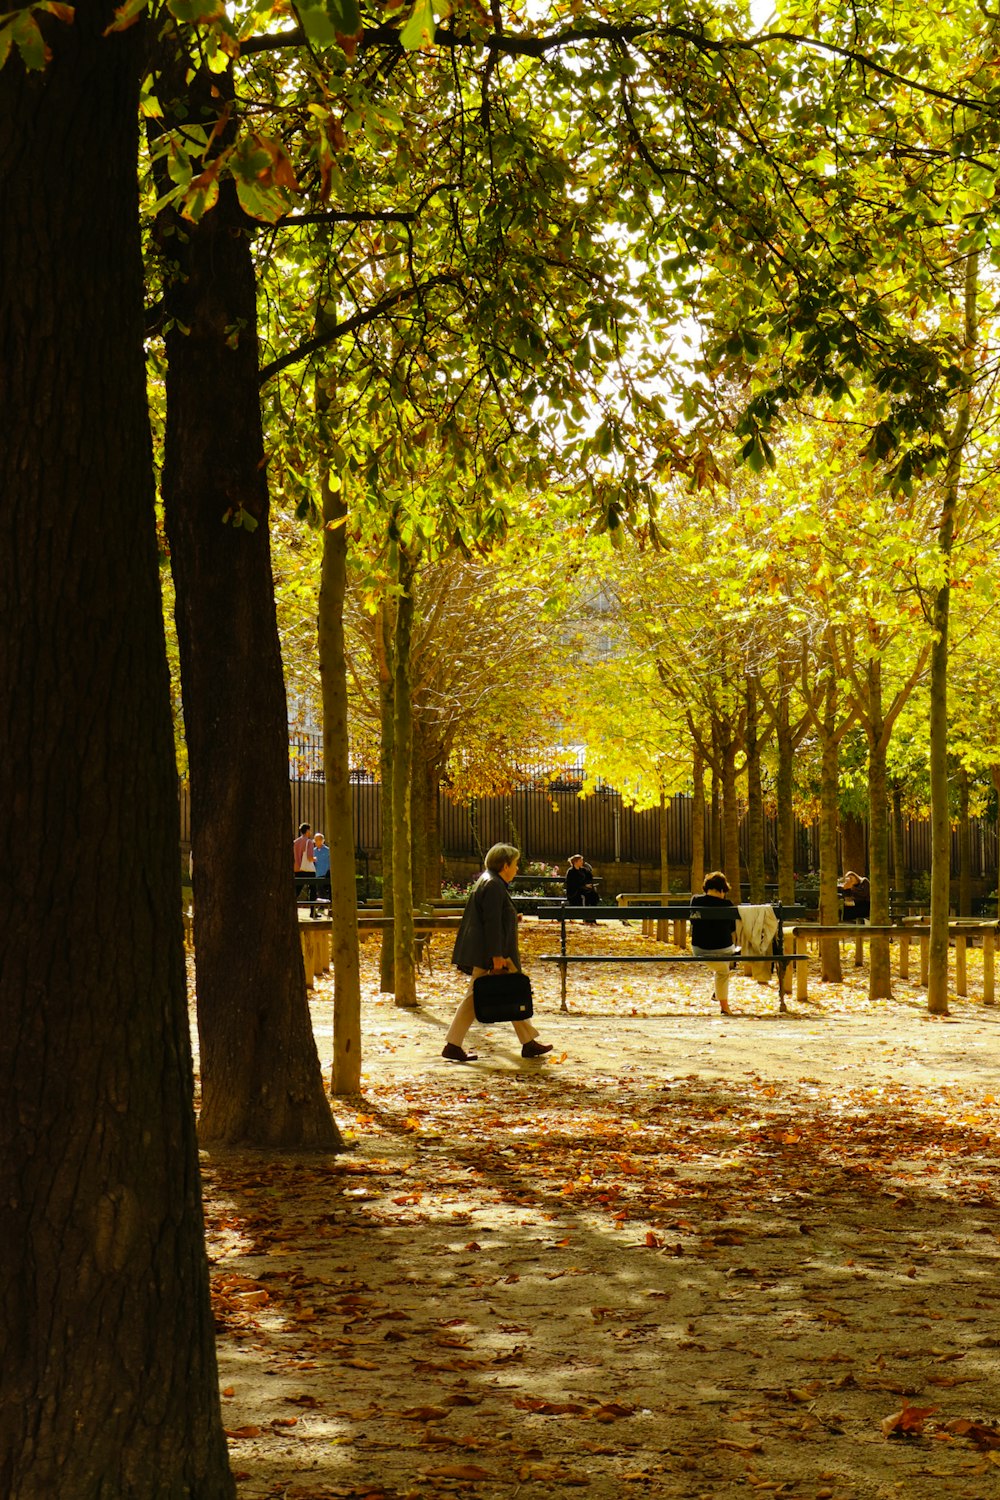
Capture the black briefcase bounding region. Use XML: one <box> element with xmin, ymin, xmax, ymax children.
<box><xmin>472</xmin><ymin>970</ymin><xmax>534</xmax><ymax>1024</ymax></box>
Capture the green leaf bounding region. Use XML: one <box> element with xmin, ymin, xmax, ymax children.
<box><xmin>0</xmin><ymin>21</ymin><xmax>14</xmax><ymax>68</ymax></box>
<box><xmin>13</xmin><ymin>12</ymin><xmax>49</xmax><ymax>70</ymax></box>
<box><xmin>400</xmin><ymin>0</ymin><xmax>435</xmax><ymax>51</ymax></box>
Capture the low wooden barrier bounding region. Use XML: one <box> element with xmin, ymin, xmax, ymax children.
<box><xmin>786</xmin><ymin>923</ymin><xmax>998</xmax><ymax>1005</ymax></box>
<box><xmin>297</xmin><ymin>913</ymin><xmax>464</xmax><ymax>986</ymax></box>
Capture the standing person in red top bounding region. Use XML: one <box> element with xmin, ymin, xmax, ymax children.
<box><xmin>293</xmin><ymin>822</ymin><xmax>316</xmax><ymax>908</ymax></box>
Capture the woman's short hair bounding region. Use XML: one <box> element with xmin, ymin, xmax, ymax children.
<box><xmin>703</xmin><ymin>870</ymin><xmax>730</xmax><ymax>894</ymax></box>
<box><xmin>569</xmin><ymin>853</ymin><xmax>584</xmax><ymax>863</ymax></box>
<box><xmin>485</xmin><ymin>842</ymin><xmax>520</xmax><ymax>873</ymax></box>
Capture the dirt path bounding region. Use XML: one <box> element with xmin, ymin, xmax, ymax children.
<box><xmin>200</xmin><ymin>922</ymin><xmax>1000</xmax><ymax>1500</ymax></box>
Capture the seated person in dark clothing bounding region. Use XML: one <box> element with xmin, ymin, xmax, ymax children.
<box><xmin>838</xmin><ymin>870</ymin><xmax>871</xmax><ymax>923</ymax></box>
<box><xmin>565</xmin><ymin>854</ymin><xmax>598</xmax><ymax>923</ymax></box>
<box><xmin>690</xmin><ymin>870</ymin><xmax>739</xmax><ymax>1015</ymax></box>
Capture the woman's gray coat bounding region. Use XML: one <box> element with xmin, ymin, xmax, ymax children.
<box><xmin>451</xmin><ymin>870</ymin><xmax>520</xmax><ymax>974</ymax></box>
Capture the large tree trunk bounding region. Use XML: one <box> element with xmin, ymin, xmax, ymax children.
<box><xmin>0</xmin><ymin>20</ymin><xmax>233</xmax><ymax>1493</ymax></box>
<box><xmin>775</xmin><ymin>693</ymin><xmax>796</xmax><ymax>905</ymax></box>
<box><xmin>745</xmin><ymin>679</ymin><xmax>766</xmax><ymax>902</ymax></box>
<box><xmin>690</xmin><ymin>747</ymin><xmax>706</xmax><ymax>893</ymax></box>
<box><xmin>158</xmin><ymin>54</ymin><xmax>338</xmax><ymax>1147</ymax></box>
<box><xmin>318</xmin><ymin>460</ymin><xmax>362</xmax><ymax>1095</ymax></box>
<box><xmin>377</xmin><ymin>600</ymin><xmax>395</xmax><ymax>991</ymax></box>
<box><xmin>818</xmin><ymin>678</ymin><xmax>843</xmax><ymax>983</ymax></box>
<box><xmin>928</xmin><ymin>255</ymin><xmax>976</xmax><ymax>1014</ymax></box>
<box><xmin>841</xmin><ymin>813</ymin><xmax>867</xmax><ymax>878</ymax></box>
<box><xmin>392</xmin><ymin>545</ymin><xmax>418</xmax><ymax>1007</ymax></box>
<box><xmin>866</xmin><ymin>662</ymin><xmax>892</xmax><ymax>1000</ymax></box>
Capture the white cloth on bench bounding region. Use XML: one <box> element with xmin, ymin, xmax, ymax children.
<box><xmin>737</xmin><ymin>904</ymin><xmax>779</xmax><ymax>957</ymax></box>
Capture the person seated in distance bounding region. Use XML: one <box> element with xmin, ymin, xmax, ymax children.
<box><xmin>443</xmin><ymin>842</ymin><xmax>554</xmax><ymax>1063</ymax></box>
<box><xmin>690</xmin><ymin>870</ymin><xmax>739</xmax><ymax>1016</ymax></box>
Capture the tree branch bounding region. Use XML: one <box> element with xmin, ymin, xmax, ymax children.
<box><xmin>258</xmin><ymin>272</ymin><xmax>464</xmax><ymax>385</ymax></box>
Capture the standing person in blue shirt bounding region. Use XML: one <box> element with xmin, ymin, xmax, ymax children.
<box><xmin>312</xmin><ymin>832</ymin><xmax>331</xmax><ymax>916</ymax></box>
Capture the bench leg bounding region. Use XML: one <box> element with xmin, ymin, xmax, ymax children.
<box><xmin>955</xmin><ymin>935</ymin><xmax>967</xmax><ymax>997</ymax></box>
<box><xmin>985</xmin><ymin>932</ymin><xmax>995</xmax><ymax>1005</ymax></box>
<box><xmin>558</xmin><ymin>958</ymin><xmax>568</xmax><ymax>1013</ymax></box>
<box><xmin>855</xmin><ymin>928</ymin><xmax>864</xmax><ymax>967</ymax></box>
<box><xmin>796</xmin><ymin>942</ymin><xmax>809</xmax><ymax>1005</ymax></box>
<box><xmin>899</xmin><ymin>934</ymin><xmax>909</xmax><ymax>980</ymax></box>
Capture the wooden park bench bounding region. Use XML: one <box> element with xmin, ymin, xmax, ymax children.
<box><xmin>535</xmin><ymin>904</ymin><xmax>809</xmax><ymax>1013</ymax></box>
<box><xmin>297</xmin><ymin>911</ymin><xmax>464</xmax><ymax>986</ymax></box>
<box><xmin>786</xmin><ymin>922</ymin><xmax>998</xmax><ymax>1005</ymax></box>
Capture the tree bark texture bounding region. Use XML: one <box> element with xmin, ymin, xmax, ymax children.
<box><xmin>958</xmin><ymin>765</ymin><xmax>972</xmax><ymax>917</ymax></box>
<box><xmin>690</xmin><ymin>748</ymin><xmax>706</xmax><ymax>893</ymax></box>
<box><xmin>377</xmin><ymin>601</ymin><xmax>395</xmax><ymax>991</ymax></box>
<box><xmin>318</xmin><ymin>469</ymin><xmax>362</xmax><ymax>1095</ymax></box>
<box><xmin>775</xmin><ymin>695</ymin><xmax>796</xmax><ymax>905</ymax></box>
<box><xmin>659</xmin><ymin>791</ymin><xmax>670</xmax><ymax>895</ymax></box>
<box><xmin>720</xmin><ymin>731</ymin><xmax>742</xmax><ymax>899</ymax></box>
<box><xmin>891</xmin><ymin>784</ymin><xmax>907</xmax><ymax>898</ymax></box>
<box><xmin>928</xmin><ymin>254</ymin><xmax>977</xmax><ymax>1014</ymax></box>
<box><xmin>158</xmin><ymin>54</ymin><xmax>338</xmax><ymax>1145</ymax></box>
<box><xmin>745</xmin><ymin>679</ymin><xmax>766</xmax><ymax>902</ymax></box>
<box><xmin>841</xmin><ymin>814</ymin><xmax>866</xmax><ymax>879</ymax></box>
<box><xmin>392</xmin><ymin>547</ymin><xmax>418</xmax><ymax>1007</ymax></box>
<box><xmin>865</xmin><ymin>662</ymin><xmax>891</xmax><ymax>999</ymax></box>
<box><xmin>818</xmin><ymin>677</ymin><xmax>843</xmax><ymax>983</ymax></box>
<box><xmin>0</xmin><ymin>18</ymin><xmax>233</xmax><ymax>1494</ymax></box>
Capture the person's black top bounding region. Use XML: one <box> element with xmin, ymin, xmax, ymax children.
<box><xmin>565</xmin><ymin>863</ymin><xmax>594</xmax><ymax>902</ymax></box>
<box><xmin>849</xmin><ymin>877</ymin><xmax>871</xmax><ymax>920</ymax></box>
<box><xmin>690</xmin><ymin>894</ymin><xmax>738</xmax><ymax>950</ymax></box>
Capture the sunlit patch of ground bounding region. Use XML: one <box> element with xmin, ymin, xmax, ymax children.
<box><xmin>192</xmin><ymin>918</ymin><xmax>1000</xmax><ymax>1500</ymax></box>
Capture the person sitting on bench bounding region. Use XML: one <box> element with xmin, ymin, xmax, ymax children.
<box><xmin>565</xmin><ymin>853</ymin><xmax>599</xmax><ymax>923</ymax></box>
<box><xmin>691</xmin><ymin>870</ymin><xmax>739</xmax><ymax>1016</ymax></box>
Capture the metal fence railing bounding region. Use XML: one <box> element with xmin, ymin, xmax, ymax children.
<box><xmin>178</xmin><ymin>771</ymin><xmax>998</xmax><ymax>882</ymax></box>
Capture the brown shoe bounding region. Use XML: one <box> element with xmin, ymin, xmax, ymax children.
<box><xmin>442</xmin><ymin>1043</ymin><xmax>477</xmax><ymax>1063</ymax></box>
<box><xmin>521</xmin><ymin>1040</ymin><xmax>553</xmax><ymax>1059</ymax></box>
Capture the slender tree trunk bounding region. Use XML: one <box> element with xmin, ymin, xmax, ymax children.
<box><xmin>0</xmin><ymin>21</ymin><xmax>233</xmax><ymax>1491</ymax></box>
<box><xmin>410</xmin><ymin>724</ymin><xmax>433</xmax><ymax>904</ymax></box>
<box><xmin>818</xmin><ymin>677</ymin><xmax>843</xmax><ymax>983</ymax></box>
<box><xmin>866</xmin><ymin>664</ymin><xmax>891</xmax><ymax>999</ymax></box>
<box><xmin>377</xmin><ymin>601</ymin><xmax>395</xmax><ymax>991</ymax></box>
<box><xmin>691</xmin><ymin>747</ymin><xmax>706</xmax><ymax>893</ymax></box>
<box><xmin>392</xmin><ymin>545</ymin><xmax>418</xmax><ymax>1006</ymax></box>
<box><xmin>425</xmin><ymin>760</ymin><xmax>443</xmax><ymax>898</ymax></box>
<box><xmin>928</xmin><ymin>254</ymin><xmax>977</xmax><ymax>1014</ymax></box>
<box><xmin>659</xmin><ymin>791</ymin><xmax>670</xmax><ymax>895</ymax></box>
<box><xmin>992</xmin><ymin>767</ymin><xmax>1000</xmax><ymax>921</ymax></box>
<box><xmin>958</xmin><ymin>765</ymin><xmax>972</xmax><ymax>917</ymax></box>
<box><xmin>891</xmin><ymin>784</ymin><xmax>907</xmax><ymax>900</ymax></box>
<box><xmin>709</xmin><ymin>760</ymin><xmax>722</xmax><ymax>872</ymax></box>
<box><xmin>317</xmin><ymin>456</ymin><xmax>362</xmax><ymax>1095</ymax></box>
<box><xmin>158</xmin><ymin>52</ymin><xmax>338</xmax><ymax>1147</ymax></box>
<box><xmin>745</xmin><ymin>679</ymin><xmax>766</xmax><ymax>902</ymax></box>
<box><xmin>720</xmin><ymin>732</ymin><xmax>742</xmax><ymax>899</ymax></box>
<box><xmin>775</xmin><ymin>694</ymin><xmax>796</xmax><ymax>905</ymax></box>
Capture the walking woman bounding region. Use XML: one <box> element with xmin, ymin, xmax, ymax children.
<box><xmin>443</xmin><ymin>843</ymin><xmax>554</xmax><ymax>1063</ymax></box>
